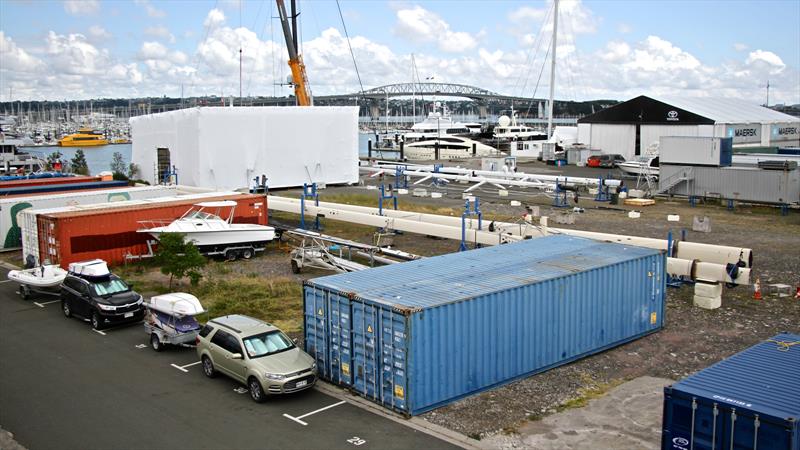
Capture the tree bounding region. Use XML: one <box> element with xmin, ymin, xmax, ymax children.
<box><xmin>153</xmin><ymin>232</ymin><xmax>206</xmax><ymax>288</ymax></box>
<box><xmin>110</xmin><ymin>152</ymin><xmax>127</xmax><ymax>179</ymax></box>
<box><xmin>45</xmin><ymin>151</ymin><xmax>63</xmax><ymax>171</ymax></box>
<box><xmin>70</xmin><ymin>149</ymin><xmax>89</xmax><ymax>175</ymax></box>
<box><xmin>127</xmin><ymin>162</ymin><xmax>140</xmax><ymax>180</ymax></box>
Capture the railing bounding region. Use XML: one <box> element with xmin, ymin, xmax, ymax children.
<box><xmin>658</xmin><ymin>167</ymin><xmax>694</xmax><ymax>193</ymax></box>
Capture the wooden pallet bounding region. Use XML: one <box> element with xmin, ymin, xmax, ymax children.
<box><xmin>624</xmin><ymin>198</ymin><xmax>656</xmax><ymax>206</ymax></box>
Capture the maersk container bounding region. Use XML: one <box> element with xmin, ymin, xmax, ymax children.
<box><xmin>662</xmin><ymin>334</ymin><xmax>800</xmax><ymax>450</ymax></box>
<box><xmin>304</xmin><ymin>235</ymin><xmax>666</xmax><ymax>415</ymax></box>
<box><xmin>660</xmin><ymin>136</ymin><xmax>733</xmax><ymax>167</ymax></box>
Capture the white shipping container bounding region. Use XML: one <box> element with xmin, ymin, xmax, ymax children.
<box><xmin>660</xmin><ymin>136</ymin><xmax>731</xmax><ymax>166</ymax></box>
<box><xmin>1</xmin><ymin>185</ymin><xmax>178</xmax><ymax>251</ymax></box>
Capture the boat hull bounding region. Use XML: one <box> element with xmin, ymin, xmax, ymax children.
<box><xmin>7</xmin><ymin>266</ymin><xmax>67</xmax><ymax>289</ymax></box>
<box><xmin>618</xmin><ymin>163</ymin><xmax>659</xmax><ymax>177</ymax></box>
<box><xmin>143</xmin><ymin>227</ymin><xmax>276</xmax><ymax>248</ymax></box>
<box><xmin>58</xmin><ymin>140</ymin><xmax>108</xmax><ymax>147</ymax></box>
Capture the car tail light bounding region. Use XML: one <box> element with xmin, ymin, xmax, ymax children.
<box><xmin>195</xmin><ymin>336</ymin><xmax>200</xmax><ymax>345</ymax></box>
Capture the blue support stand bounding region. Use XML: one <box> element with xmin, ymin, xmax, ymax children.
<box><xmin>459</xmin><ymin>197</ymin><xmax>482</xmax><ymax>252</ymax></box>
<box><xmin>250</xmin><ymin>174</ymin><xmax>269</xmax><ymax>194</ymax></box>
<box><xmin>727</xmin><ymin>199</ymin><xmax>735</xmax><ymax>211</ymax></box>
<box><xmin>378</xmin><ymin>184</ymin><xmax>398</xmax><ymax>216</ymax></box>
<box><xmin>666</xmin><ymin>230</ymin><xmax>694</xmax><ymax>288</ymax></box>
<box><xmin>594</xmin><ymin>177</ymin><xmax>610</xmax><ymax>202</ymax></box>
<box><xmin>161</xmin><ymin>165</ymin><xmax>178</xmax><ymax>185</ymax></box>
<box><xmin>780</xmin><ymin>204</ymin><xmax>789</xmax><ymax>216</ymax></box>
<box><xmin>394</xmin><ymin>165</ymin><xmax>408</xmax><ymax>190</ymax></box>
<box><xmin>552</xmin><ymin>178</ymin><xmax>570</xmax><ymax>208</ymax></box>
<box><xmin>300</xmin><ymin>183</ymin><xmax>321</xmax><ymax>231</ymax></box>
<box><xmin>689</xmin><ymin>195</ymin><xmax>697</xmax><ymax>207</ymax></box>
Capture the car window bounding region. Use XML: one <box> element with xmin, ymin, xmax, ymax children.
<box><xmin>199</xmin><ymin>324</ymin><xmax>214</xmax><ymax>338</ymax></box>
<box><xmin>243</xmin><ymin>331</ymin><xmax>295</xmax><ymax>358</ymax></box>
<box><xmin>92</xmin><ymin>277</ymin><xmax>129</xmax><ymax>296</ymax></box>
<box><xmin>211</xmin><ymin>329</ymin><xmax>241</xmax><ymax>354</ymax></box>
<box><xmin>225</xmin><ymin>334</ymin><xmax>242</xmax><ymax>355</ymax></box>
<box><xmin>64</xmin><ymin>277</ymin><xmax>79</xmax><ymax>291</ymax></box>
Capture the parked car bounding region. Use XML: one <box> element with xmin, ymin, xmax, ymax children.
<box><xmin>599</xmin><ymin>154</ymin><xmax>626</xmax><ymax>168</ymax></box>
<box><xmin>586</xmin><ymin>155</ymin><xmax>602</xmax><ymax>167</ymax></box>
<box><xmin>196</xmin><ymin>314</ymin><xmax>317</xmax><ymax>403</ymax></box>
<box><xmin>60</xmin><ymin>259</ymin><xmax>144</xmax><ymax>330</ymax></box>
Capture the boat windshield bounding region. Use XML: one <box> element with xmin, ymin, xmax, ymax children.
<box><xmin>242</xmin><ymin>330</ymin><xmax>295</xmax><ymax>358</ymax></box>
<box><xmin>92</xmin><ymin>277</ymin><xmax>130</xmax><ymax>296</ymax></box>
<box><xmin>185</xmin><ymin>210</ymin><xmax>221</xmax><ymax>221</ymax></box>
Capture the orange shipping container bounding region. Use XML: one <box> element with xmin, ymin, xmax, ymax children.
<box><xmin>37</xmin><ymin>194</ymin><xmax>268</xmax><ymax>268</ymax></box>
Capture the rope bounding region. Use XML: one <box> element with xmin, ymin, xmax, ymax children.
<box><xmin>765</xmin><ymin>340</ymin><xmax>799</xmax><ymax>352</ymax></box>
<box><xmin>335</xmin><ymin>0</ymin><xmax>366</xmax><ymax>101</ymax></box>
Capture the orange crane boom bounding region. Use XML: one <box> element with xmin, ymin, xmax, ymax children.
<box><xmin>276</xmin><ymin>0</ymin><xmax>311</xmax><ymax>106</ymax></box>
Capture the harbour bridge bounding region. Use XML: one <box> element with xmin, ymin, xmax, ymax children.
<box><xmin>314</xmin><ymin>82</ymin><xmax>543</xmax><ymax>119</ymax></box>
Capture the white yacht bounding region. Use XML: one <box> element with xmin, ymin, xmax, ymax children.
<box><xmin>139</xmin><ymin>201</ymin><xmax>276</xmax><ymax>250</ymax></box>
<box><xmin>404</xmin><ymin>104</ymin><xmax>470</xmax><ymax>142</ymax></box>
<box><xmin>493</xmin><ymin>109</ymin><xmax>547</xmax><ymax>141</ymax></box>
<box><xmin>404</xmin><ymin>136</ymin><xmax>499</xmax><ymax>160</ymax></box>
<box><xmin>618</xmin><ymin>156</ymin><xmax>660</xmax><ymax>178</ymax></box>
<box><xmin>0</xmin><ymin>132</ymin><xmax>44</xmax><ymax>174</ymax></box>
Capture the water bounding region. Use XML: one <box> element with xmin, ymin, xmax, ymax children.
<box><xmin>23</xmin><ymin>144</ymin><xmax>132</xmax><ymax>176</ymax></box>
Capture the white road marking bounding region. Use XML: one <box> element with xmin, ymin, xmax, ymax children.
<box><xmin>233</xmin><ymin>387</ymin><xmax>248</xmax><ymax>394</ymax></box>
<box><xmin>33</xmin><ymin>300</ymin><xmax>60</xmax><ymax>308</ymax></box>
<box><xmin>93</xmin><ymin>329</ymin><xmax>107</xmax><ymax>336</ymax></box>
<box><xmin>135</xmin><ymin>344</ymin><xmax>147</xmax><ymax>349</ymax></box>
<box><xmin>171</xmin><ymin>361</ymin><xmax>201</xmax><ymax>372</ymax></box>
<box><xmin>0</xmin><ymin>279</ymin><xmax>13</xmax><ymax>284</ymax></box>
<box><xmin>283</xmin><ymin>400</ymin><xmax>347</xmax><ymax>426</ymax></box>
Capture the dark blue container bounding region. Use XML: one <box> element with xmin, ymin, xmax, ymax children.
<box><xmin>719</xmin><ymin>137</ymin><xmax>733</xmax><ymax>167</ymax></box>
<box><xmin>0</xmin><ymin>180</ymin><xmax>129</xmax><ymax>196</ymax></box>
<box><xmin>304</xmin><ymin>235</ymin><xmax>666</xmax><ymax>415</ymax></box>
<box><xmin>662</xmin><ymin>334</ymin><xmax>800</xmax><ymax>450</ymax></box>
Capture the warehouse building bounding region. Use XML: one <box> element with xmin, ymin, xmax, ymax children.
<box><xmin>577</xmin><ymin>95</ymin><xmax>800</xmax><ymax>160</ymax></box>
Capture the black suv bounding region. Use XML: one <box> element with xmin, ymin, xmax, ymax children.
<box><xmin>61</xmin><ymin>265</ymin><xmax>144</xmax><ymax>330</ymax></box>
<box><xmin>599</xmin><ymin>154</ymin><xmax>626</xmax><ymax>168</ymax></box>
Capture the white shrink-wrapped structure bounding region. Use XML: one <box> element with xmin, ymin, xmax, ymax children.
<box><xmin>130</xmin><ymin>107</ymin><xmax>359</xmax><ymax>190</ymax></box>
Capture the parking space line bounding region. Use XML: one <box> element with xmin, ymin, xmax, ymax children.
<box><xmin>0</xmin><ymin>279</ymin><xmax>12</xmax><ymax>284</ymax></box>
<box><xmin>170</xmin><ymin>361</ymin><xmax>201</xmax><ymax>373</ymax></box>
<box><xmin>93</xmin><ymin>329</ymin><xmax>107</xmax><ymax>336</ymax></box>
<box><xmin>283</xmin><ymin>400</ymin><xmax>347</xmax><ymax>426</ymax></box>
<box><xmin>33</xmin><ymin>300</ymin><xmax>60</xmax><ymax>308</ymax></box>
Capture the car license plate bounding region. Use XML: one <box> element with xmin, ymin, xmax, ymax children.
<box><xmin>124</xmin><ymin>312</ymin><xmax>134</xmax><ymax>318</ymax></box>
<box><xmin>296</xmin><ymin>380</ymin><xmax>307</xmax><ymax>387</ymax></box>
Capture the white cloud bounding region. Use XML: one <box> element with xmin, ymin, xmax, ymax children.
<box><xmin>617</xmin><ymin>23</ymin><xmax>632</xmax><ymax>34</ymax></box>
<box><xmin>45</xmin><ymin>31</ymin><xmax>109</xmax><ymax>76</ymax></box>
<box><xmin>0</xmin><ymin>32</ymin><xmax>45</xmax><ymax>73</ymax></box>
<box><xmin>394</xmin><ymin>6</ymin><xmax>478</xmax><ymax>53</ymax></box>
<box><xmin>88</xmin><ymin>25</ymin><xmax>112</xmax><ymax>40</ymax></box>
<box><xmin>204</xmin><ymin>8</ymin><xmax>226</xmax><ymax>28</ymax></box>
<box><xmin>746</xmin><ymin>50</ymin><xmax>785</xmax><ymax>69</ymax></box>
<box><xmin>733</xmin><ymin>43</ymin><xmax>748</xmax><ymax>51</ymax></box>
<box><xmin>138</xmin><ymin>41</ymin><xmax>169</xmax><ymax>60</ymax></box>
<box><xmin>134</xmin><ymin>0</ymin><xmax>166</xmax><ymax>19</ymax></box>
<box><xmin>144</xmin><ymin>25</ymin><xmax>176</xmax><ymax>44</ymax></box>
<box><xmin>63</xmin><ymin>0</ymin><xmax>99</xmax><ymax>15</ymax></box>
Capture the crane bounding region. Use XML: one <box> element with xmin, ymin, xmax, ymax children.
<box><xmin>276</xmin><ymin>0</ymin><xmax>311</xmax><ymax>106</ymax></box>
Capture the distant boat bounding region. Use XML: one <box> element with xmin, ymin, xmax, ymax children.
<box><xmin>403</xmin><ymin>136</ymin><xmax>498</xmax><ymax>160</ymax></box>
<box><xmin>493</xmin><ymin>109</ymin><xmax>547</xmax><ymax>142</ymax></box>
<box><xmin>58</xmin><ymin>128</ymin><xmax>108</xmax><ymax>147</ymax></box>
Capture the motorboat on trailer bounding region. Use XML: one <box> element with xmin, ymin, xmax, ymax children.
<box><xmin>618</xmin><ymin>156</ymin><xmax>660</xmax><ymax>178</ymax></box>
<box><xmin>143</xmin><ymin>292</ymin><xmax>206</xmax><ymax>351</ymax></box>
<box><xmin>8</xmin><ymin>264</ymin><xmax>68</xmax><ymax>299</ymax></box>
<box><xmin>138</xmin><ymin>201</ymin><xmax>276</xmax><ymax>257</ymax></box>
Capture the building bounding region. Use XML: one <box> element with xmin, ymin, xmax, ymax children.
<box><xmin>130</xmin><ymin>106</ymin><xmax>359</xmax><ymax>190</ymax></box>
<box><xmin>577</xmin><ymin>95</ymin><xmax>800</xmax><ymax>160</ymax></box>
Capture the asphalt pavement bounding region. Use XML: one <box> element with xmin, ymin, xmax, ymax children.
<box><xmin>0</xmin><ymin>269</ymin><xmax>459</xmax><ymax>450</ymax></box>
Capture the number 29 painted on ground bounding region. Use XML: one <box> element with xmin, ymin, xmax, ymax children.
<box><xmin>347</xmin><ymin>436</ymin><xmax>366</xmax><ymax>446</ymax></box>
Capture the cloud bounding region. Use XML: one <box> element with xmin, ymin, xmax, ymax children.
<box><xmin>138</xmin><ymin>41</ymin><xmax>169</xmax><ymax>60</ymax></box>
<box><xmin>745</xmin><ymin>49</ymin><xmax>785</xmax><ymax>69</ymax></box>
<box><xmin>45</xmin><ymin>31</ymin><xmax>109</xmax><ymax>76</ymax></box>
<box><xmin>134</xmin><ymin>0</ymin><xmax>166</xmax><ymax>19</ymax></box>
<box><xmin>394</xmin><ymin>6</ymin><xmax>478</xmax><ymax>53</ymax></box>
<box><xmin>617</xmin><ymin>23</ymin><xmax>632</xmax><ymax>34</ymax></box>
<box><xmin>204</xmin><ymin>8</ymin><xmax>226</xmax><ymax>28</ymax></box>
<box><xmin>63</xmin><ymin>0</ymin><xmax>99</xmax><ymax>15</ymax></box>
<box><xmin>733</xmin><ymin>43</ymin><xmax>748</xmax><ymax>51</ymax></box>
<box><xmin>88</xmin><ymin>25</ymin><xmax>112</xmax><ymax>40</ymax></box>
<box><xmin>144</xmin><ymin>25</ymin><xmax>176</xmax><ymax>44</ymax></box>
<box><xmin>0</xmin><ymin>31</ymin><xmax>45</xmax><ymax>73</ymax></box>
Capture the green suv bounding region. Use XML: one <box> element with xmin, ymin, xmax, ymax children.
<box><xmin>196</xmin><ymin>315</ymin><xmax>317</xmax><ymax>402</ymax></box>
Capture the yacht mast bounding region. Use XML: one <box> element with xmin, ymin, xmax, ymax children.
<box><xmin>547</xmin><ymin>0</ymin><xmax>559</xmax><ymax>139</ymax></box>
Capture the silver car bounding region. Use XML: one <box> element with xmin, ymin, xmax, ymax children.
<box><xmin>196</xmin><ymin>314</ymin><xmax>317</xmax><ymax>402</ymax></box>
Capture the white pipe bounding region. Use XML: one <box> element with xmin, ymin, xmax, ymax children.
<box><xmin>401</xmin><ymin>169</ymin><xmax>552</xmax><ymax>190</ymax></box>
<box><xmin>268</xmin><ymin>197</ymin><xmax>752</xmax><ymax>284</ymax></box>
<box><xmin>270</xmin><ymin>196</ymin><xmax>752</xmax><ymax>268</ymax></box>
<box><xmin>368</xmin><ymin>162</ymin><xmax>622</xmax><ymax>187</ymax></box>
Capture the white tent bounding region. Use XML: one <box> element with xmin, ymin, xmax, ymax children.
<box><xmin>130</xmin><ymin>106</ymin><xmax>359</xmax><ymax>190</ymax></box>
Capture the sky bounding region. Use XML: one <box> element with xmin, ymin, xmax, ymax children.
<box><xmin>1</xmin><ymin>0</ymin><xmax>799</xmax><ymax>105</ymax></box>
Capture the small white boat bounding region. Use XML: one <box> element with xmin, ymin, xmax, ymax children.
<box><xmin>139</xmin><ymin>201</ymin><xmax>276</xmax><ymax>251</ymax></box>
<box><xmin>8</xmin><ymin>265</ymin><xmax>68</xmax><ymax>299</ymax></box>
<box><xmin>144</xmin><ymin>293</ymin><xmax>206</xmax><ymax>351</ymax></box>
<box><xmin>618</xmin><ymin>156</ymin><xmax>660</xmax><ymax>177</ymax></box>
<box><xmin>404</xmin><ymin>136</ymin><xmax>499</xmax><ymax>160</ymax></box>
<box><xmin>493</xmin><ymin>108</ymin><xmax>547</xmax><ymax>141</ymax></box>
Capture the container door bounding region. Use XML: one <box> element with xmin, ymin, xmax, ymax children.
<box><xmin>379</xmin><ymin>307</ymin><xmax>410</xmax><ymax>414</ymax></box>
<box><xmin>303</xmin><ymin>286</ymin><xmax>328</xmax><ymax>377</ymax></box>
<box><xmin>327</xmin><ymin>292</ymin><xmax>352</xmax><ymax>386</ymax></box>
<box><xmin>352</xmin><ymin>301</ymin><xmax>380</xmax><ymax>399</ymax></box>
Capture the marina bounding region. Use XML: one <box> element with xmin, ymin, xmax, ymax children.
<box><xmin>0</xmin><ymin>1</ymin><xmax>798</xmax><ymax>450</ymax></box>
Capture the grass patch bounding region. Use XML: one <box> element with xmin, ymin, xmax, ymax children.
<box><xmin>555</xmin><ymin>377</ymin><xmax>626</xmax><ymax>412</ymax></box>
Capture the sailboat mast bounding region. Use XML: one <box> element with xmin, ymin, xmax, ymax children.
<box><xmin>547</xmin><ymin>0</ymin><xmax>559</xmax><ymax>139</ymax></box>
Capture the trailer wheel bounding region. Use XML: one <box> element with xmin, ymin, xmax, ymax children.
<box><xmin>19</xmin><ymin>285</ymin><xmax>29</xmax><ymax>300</ymax></box>
<box><xmin>291</xmin><ymin>259</ymin><xmax>300</xmax><ymax>274</ymax></box>
<box><xmin>150</xmin><ymin>333</ymin><xmax>163</xmax><ymax>352</ymax></box>
<box><xmin>225</xmin><ymin>249</ymin><xmax>238</xmax><ymax>261</ymax></box>
<box><xmin>242</xmin><ymin>248</ymin><xmax>254</xmax><ymax>260</ymax></box>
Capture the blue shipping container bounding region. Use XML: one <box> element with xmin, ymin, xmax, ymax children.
<box><xmin>304</xmin><ymin>235</ymin><xmax>666</xmax><ymax>415</ymax></box>
<box><xmin>0</xmin><ymin>180</ymin><xmax>129</xmax><ymax>196</ymax></box>
<box><xmin>662</xmin><ymin>334</ymin><xmax>800</xmax><ymax>450</ymax></box>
